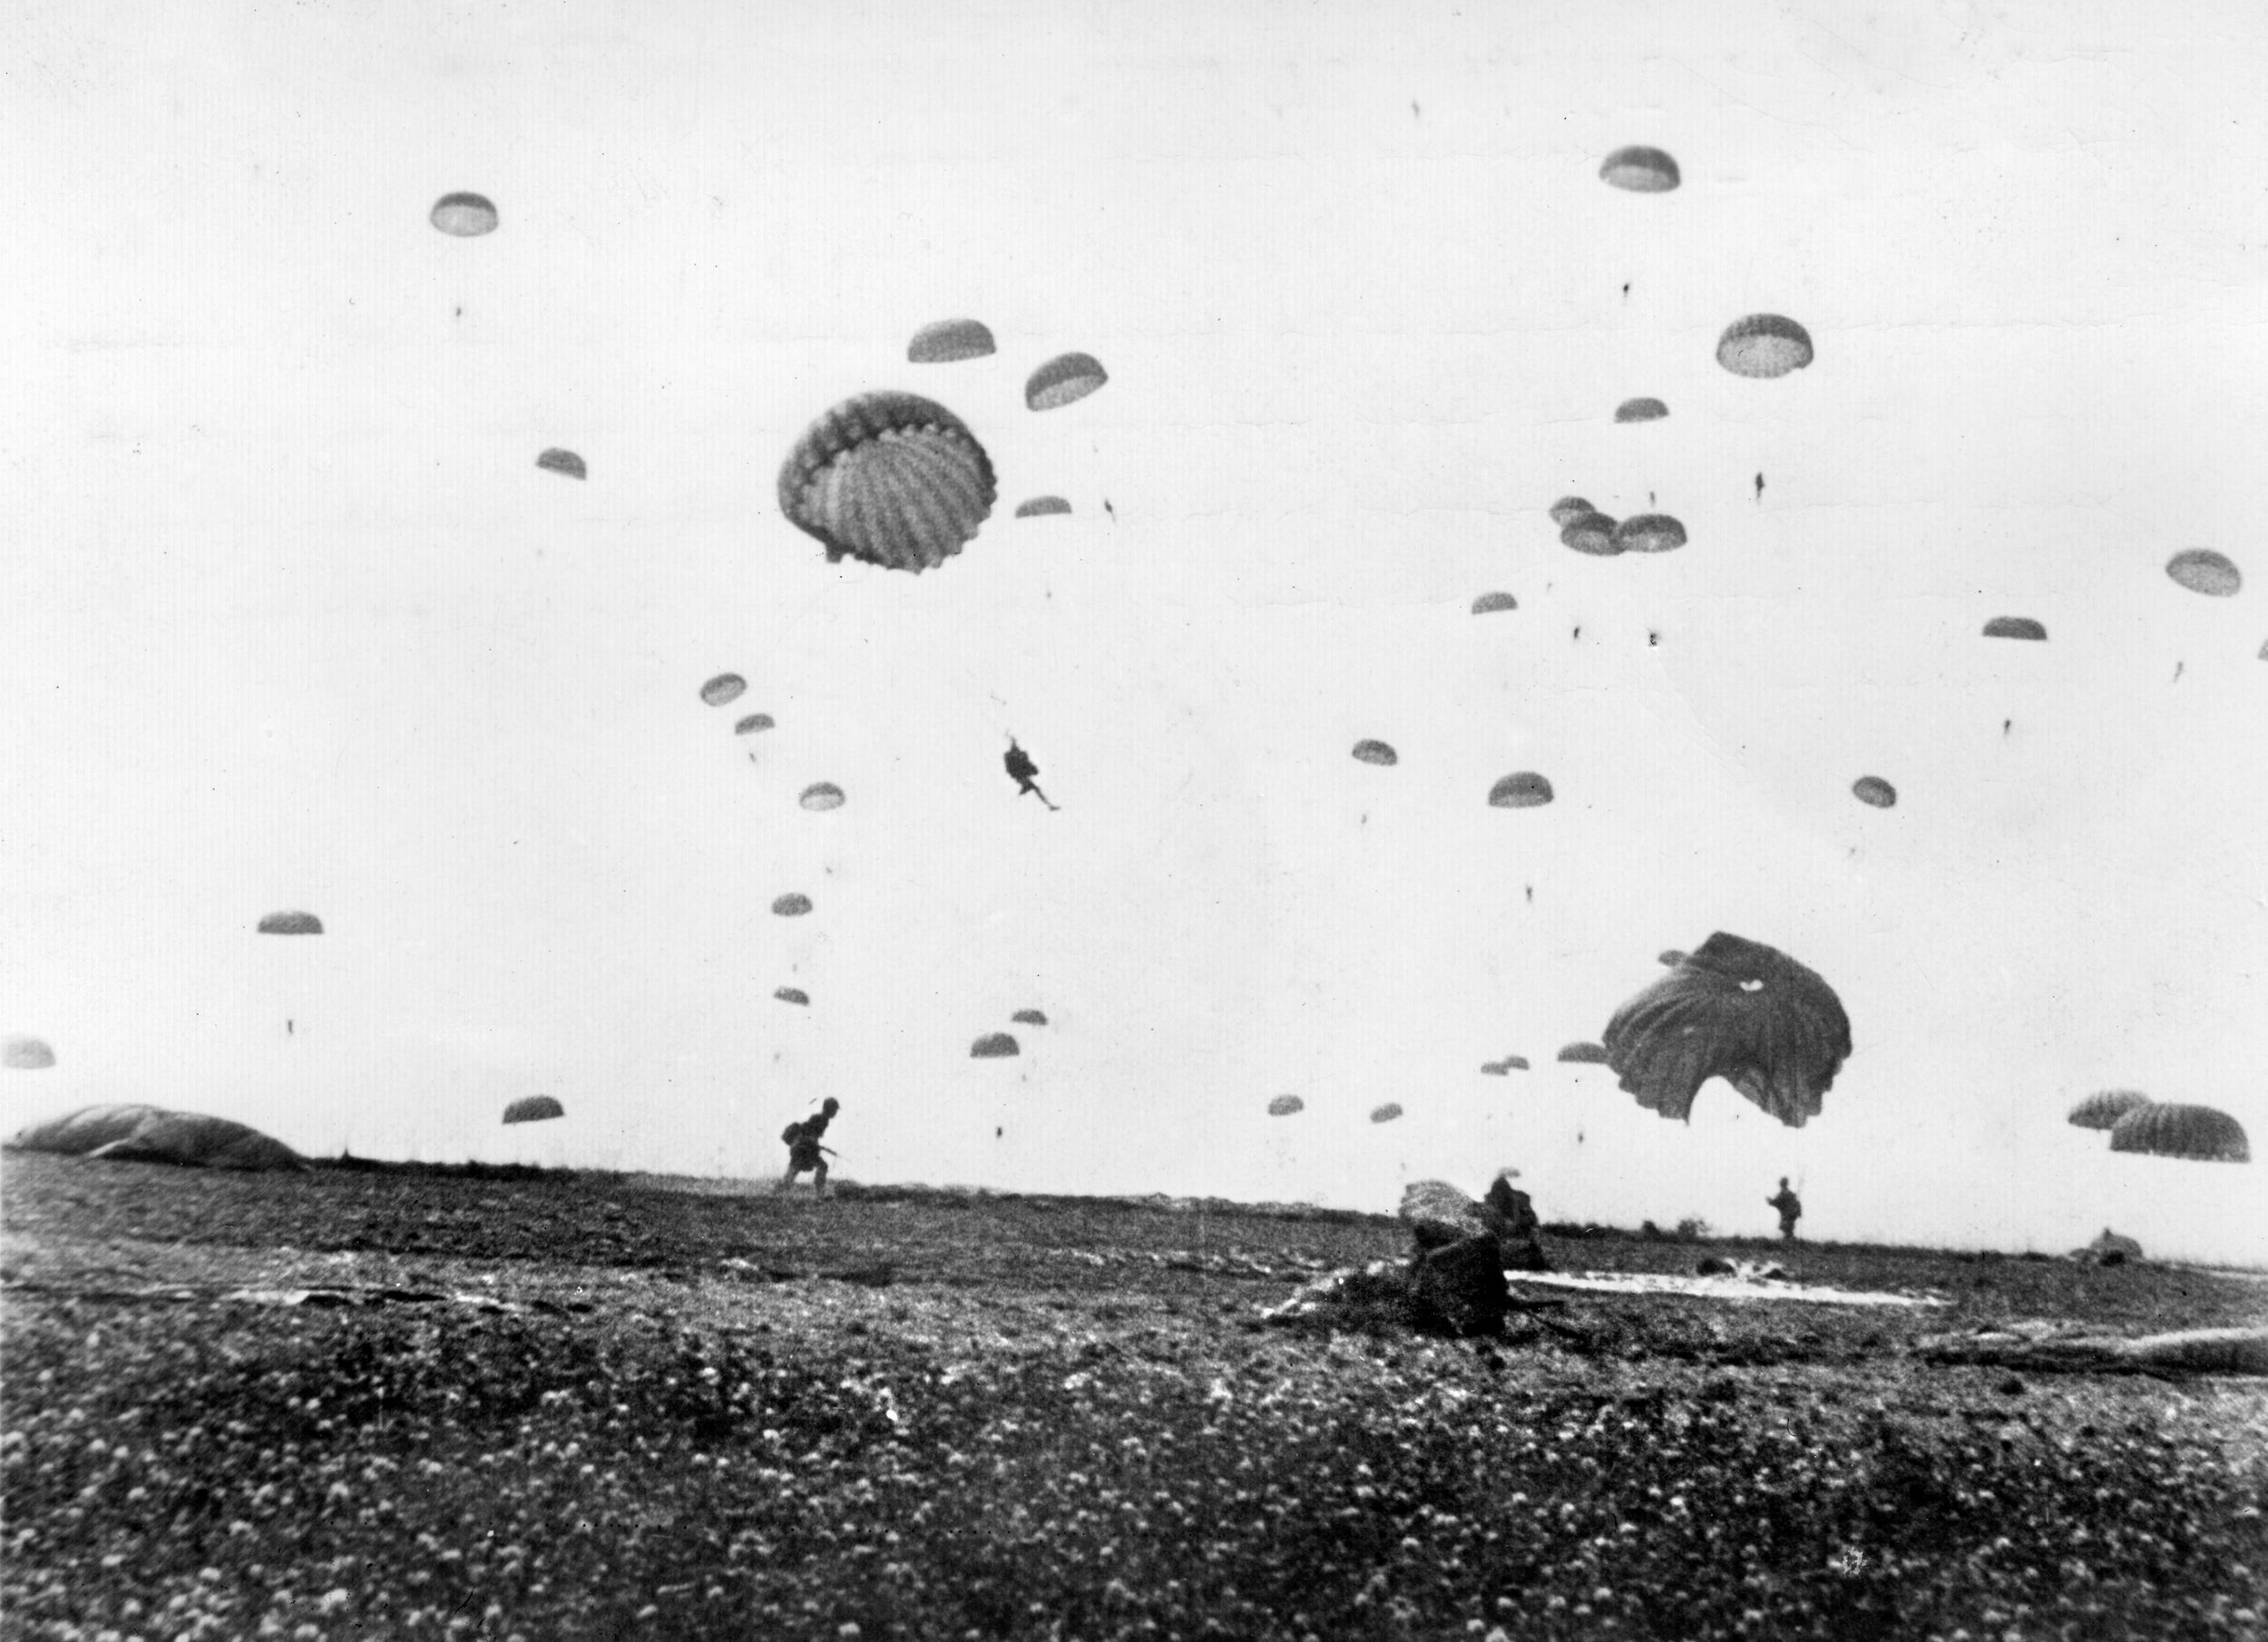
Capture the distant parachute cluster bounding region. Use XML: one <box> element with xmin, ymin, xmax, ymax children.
<box><xmin>2067</xmin><ymin>1091</ymin><xmax>2248</xmax><ymax>1164</ymax></box>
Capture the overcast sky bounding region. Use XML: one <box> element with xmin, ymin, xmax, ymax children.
<box><xmin>8</xmin><ymin>0</ymin><xmax>2267</xmax><ymax>1262</ymax></box>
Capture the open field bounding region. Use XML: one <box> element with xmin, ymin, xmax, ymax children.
<box><xmin>4</xmin><ymin>1154</ymin><xmax>2263</xmax><ymax>1641</ymax></box>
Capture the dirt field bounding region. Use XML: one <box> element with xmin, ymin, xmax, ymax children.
<box><xmin>4</xmin><ymin>1154</ymin><xmax>2263</xmax><ymax>1640</ymax></box>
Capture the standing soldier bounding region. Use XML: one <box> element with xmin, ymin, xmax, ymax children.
<box><xmin>1767</xmin><ymin>1177</ymin><xmax>1803</xmax><ymax>1241</ymax></box>
<box><xmin>781</xmin><ymin>1098</ymin><xmax>841</xmax><ymax>1198</ymax></box>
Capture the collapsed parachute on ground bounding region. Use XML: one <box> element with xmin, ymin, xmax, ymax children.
<box><xmin>1015</xmin><ymin>496</ymin><xmax>1071</xmax><ymax>518</ymax></box>
<box><xmin>1613</xmin><ymin>514</ymin><xmax>1686</xmax><ymax>554</ymax></box>
<box><xmin>1352</xmin><ymin>739</ymin><xmax>1399</xmax><ymax>767</ymax></box>
<box><xmin>1615</xmin><ymin>397</ymin><xmax>1669</xmax><ymax>423</ymax></box>
<box><xmin>799</xmin><ymin>783</ymin><xmax>846</xmax><ymax>812</ymax></box>
<box><xmin>775</xmin><ymin>987</ymin><xmax>810</xmax><ymax>1006</ymax></box>
<box><xmin>429</xmin><ymin>192</ymin><xmax>498</xmax><ymax>237</ymax></box>
<box><xmin>972</xmin><ymin>1032</ymin><xmax>1020</xmax><ymax>1059</ymax></box>
<box><xmin>701</xmin><ymin>674</ymin><xmax>748</xmax><ymax>708</ymax></box>
<box><xmin>2068</xmin><ymin>1089</ymin><xmax>2152</xmax><ymax>1132</ymax></box>
<box><xmin>1011</xmin><ymin>1009</ymin><xmax>1049</xmax><ymax>1027</ymax></box>
<box><xmin>535</xmin><ymin>448</ymin><xmax>585</xmax><ymax>480</ymax></box>
<box><xmin>1267</xmin><ymin>1094</ymin><xmax>1305</xmax><ymax>1117</ymax></box>
<box><xmin>1471</xmin><ymin>591</ymin><xmax>1518</xmax><ymax>615</ymax></box>
<box><xmin>1982</xmin><ymin>616</ymin><xmax>2048</xmax><ymax>641</ymax></box>
<box><xmin>1599</xmin><ymin>147</ymin><xmax>1680</xmax><ymax>193</ymax></box>
<box><xmin>907</xmin><ymin>318</ymin><xmax>997</xmax><ymax>364</ymax></box>
<box><xmin>8</xmin><ymin>1105</ymin><xmax>306</xmax><ymax>1171</ymax></box>
<box><xmin>779</xmin><ymin>392</ymin><xmax>997</xmax><ymax>574</ymax></box>
<box><xmin>1560</xmin><ymin>513</ymin><xmax>1619</xmax><ymax>556</ymax></box>
<box><xmin>5</xmin><ymin>1036</ymin><xmax>55</xmax><ymax>1070</ymax></box>
<box><xmin>1602</xmin><ymin>933</ymin><xmax>1853</xmax><ymax>1128</ymax></box>
<box><xmin>1489</xmin><ymin>772</ymin><xmax>1554</xmax><ymax>809</ymax></box>
<box><xmin>503</xmin><ymin>1096</ymin><xmax>564</xmax><ymax>1126</ymax></box>
<box><xmin>1852</xmin><ymin>776</ymin><xmax>1897</xmax><ymax>809</ymax></box>
<box><xmin>1558</xmin><ymin>1042</ymin><xmax>1608</xmax><ymax>1065</ymax></box>
<box><xmin>771</xmin><ymin>894</ymin><xmax>813</xmax><ymax>917</ymax></box>
<box><xmin>1717</xmin><ymin>315</ymin><xmax>1814</xmax><ymax>379</ymax></box>
<box><xmin>1549</xmin><ymin>496</ymin><xmax>1597</xmax><ymax>528</ymax></box>
<box><xmin>1369</xmin><ymin>1102</ymin><xmax>1403</xmax><ymax>1124</ymax></box>
<box><xmin>1025</xmin><ymin>353</ymin><xmax>1108</xmax><ymax>412</ymax></box>
<box><xmin>736</xmin><ymin>713</ymin><xmax>775</xmax><ymax>736</ymax></box>
<box><xmin>2166</xmin><ymin>549</ymin><xmax>2242</xmax><ymax>598</ymax></box>
<box><xmin>2109</xmin><ymin>1103</ymin><xmax>2249</xmax><ymax>1163</ymax></box>
<box><xmin>258</xmin><ymin>911</ymin><xmax>323</xmax><ymax>935</ymax></box>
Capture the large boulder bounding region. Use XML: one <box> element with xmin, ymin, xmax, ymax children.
<box><xmin>1399</xmin><ymin>1176</ymin><xmax>1554</xmax><ymax>1271</ymax></box>
<box><xmin>1407</xmin><ymin>1234</ymin><xmax>1510</xmax><ymax>1338</ymax></box>
<box><xmin>9</xmin><ymin>1105</ymin><xmax>306</xmax><ymax>1172</ymax></box>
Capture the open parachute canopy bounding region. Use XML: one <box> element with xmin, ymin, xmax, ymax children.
<box><xmin>2109</xmin><ymin>1102</ymin><xmax>2249</xmax><ymax>1163</ymax></box>
<box><xmin>1599</xmin><ymin>146</ymin><xmax>1680</xmax><ymax>192</ymax></box>
<box><xmin>1501</xmin><ymin>1055</ymin><xmax>1530</xmax><ymax>1071</ymax></box>
<box><xmin>1369</xmin><ymin>1102</ymin><xmax>1403</xmax><ymax>1124</ymax></box>
<box><xmin>1489</xmin><ymin>771</ymin><xmax>1555</xmax><ymax>809</ymax></box>
<box><xmin>908</xmin><ymin>318</ymin><xmax>997</xmax><ymax>364</ymax></box>
<box><xmin>1603</xmin><ymin>933</ymin><xmax>1853</xmax><ymax>1129</ymax></box>
<box><xmin>429</xmin><ymin>191</ymin><xmax>499</xmax><ymax>237</ymax></box>
<box><xmin>972</xmin><ymin>1031</ymin><xmax>1021</xmax><ymax>1059</ymax></box>
<box><xmin>503</xmin><ymin>1095</ymin><xmax>564</xmax><ymax>1126</ymax></box>
<box><xmin>772</xmin><ymin>893</ymin><xmax>814</xmax><ymax>917</ymax></box>
<box><xmin>775</xmin><ymin>987</ymin><xmax>811</xmax><ymax>1006</ymax></box>
<box><xmin>779</xmin><ymin>392</ymin><xmax>996</xmax><ymax>573</ymax></box>
<box><xmin>1549</xmin><ymin>496</ymin><xmax>1597</xmax><ymax>528</ymax></box>
<box><xmin>1025</xmin><ymin>352</ymin><xmax>1109</xmax><ymax>412</ymax></box>
<box><xmin>701</xmin><ymin>674</ymin><xmax>748</xmax><ymax>708</ymax></box>
<box><xmin>1615</xmin><ymin>397</ymin><xmax>1669</xmax><ymax>424</ymax></box>
<box><xmin>2068</xmin><ymin>1089</ymin><xmax>2152</xmax><ymax>1132</ymax></box>
<box><xmin>735</xmin><ymin>713</ymin><xmax>775</xmax><ymax>736</ymax></box>
<box><xmin>799</xmin><ymin>783</ymin><xmax>846</xmax><ymax>812</ymax></box>
<box><xmin>1011</xmin><ymin>1009</ymin><xmax>1049</xmax><ymax>1027</ymax></box>
<box><xmin>1351</xmin><ymin>738</ymin><xmax>1399</xmax><ymax>767</ymax></box>
<box><xmin>5</xmin><ymin>1036</ymin><xmax>56</xmax><ymax>1070</ymax></box>
<box><xmin>1852</xmin><ymin>776</ymin><xmax>1898</xmax><ymax>809</ymax></box>
<box><xmin>1560</xmin><ymin>513</ymin><xmax>1619</xmax><ymax>556</ymax></box>
<box><xmin>1982</xmin><ymin>616</ymin><xmax>2048</xmax><ymax>641</ymax></box>
<box><xmin>258</xmin><ymin>910</ymin><xmax>323</xmax><ymax>935</ymax></box>
<box><xmin>1471</xmin><ymin>591</ymin><xmax>1519</xmax><ymax>615</ymax></box>
<box><xmin>9</xmin><ymin>1104</ymin><xmax>306</xmax><ymax>1171</ymax></box>
<box><xmin>1558</xmin><ymin>1042</ymin><xmax>1609</xmax><ymax>1065</ymax></box>
<box><xmin>2166</xmin><ymin>549</ymin><xmax>2242</xmax><ymax>598</ymax></box>
<box><xmin>1716</xmin><ymin>315</ymin><xmax>1814</xmax><ymax>379</ymax></box>
<box><xmin>536</xmin><ymin>448</ymin><xmax>586</xmax><ymax>480</ymax></box>
<box><xmin>1267</xmin><ymin>1093</ymin><xmax>1305</xmax><ymax>1117</ymax></box>
<box><xmin>1613</xmin><ymin>514</ymin><xmax>1686</xmax><ymax>554</ymax></box>
<box><xmin>1015</xmin><ymin>496</ymin><xmax>1071</xmax><ymax>518</ymax></box>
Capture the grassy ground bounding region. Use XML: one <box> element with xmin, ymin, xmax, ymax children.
<box><xmin>3</xmin><ymin>1153</ymin><xmax>2263</xmax><ymax>1641</ymax></box>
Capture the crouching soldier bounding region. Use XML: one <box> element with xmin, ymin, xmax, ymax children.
<box><xmin>781</xmin><ymin>1098</ymin><xmax>840</xmax><ymax>1197</ymax></box>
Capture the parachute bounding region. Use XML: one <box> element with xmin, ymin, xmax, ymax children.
<box><xmin>8</xmin><ymin>1104</ymin><xmax>167</xmax><ymax>1155</ymax></box>
<box><xmin>1852</xmin><ymin>776</ymin><xmax>1897</xmax><ymax>809</ymax></box>
<box><xmin>1560</xmin><ymin>513</ymin><xmax>1619</xmax><ymax>556</ymax></box>
<box><xmin>1011</xmin><ymin>1009</ymin><xmax>1049</xmax><ymax>1027</ymax></box>
<box><xmin>1471</xmin><ymin>591</ymin><xmax>1519</xmax><ymax>615</ymax></box>
<box><xmin>2166</xmin><ymin>549</ymin><xmax>2242</xmax><ymax>598</ymax></box>
<box><xmin>1549</xmin><ymin>496</ymin><xmax>1598</xmax><ymax>528</ymax></box>
<box><xmin>1982</xmin><ymin>616</ymin><xmax>2048</xmax><ymax>641</ymax></box>
<box><xmin>2068</xmin><ymin>1089</ymin><xmax>2151</xmax><ymax>1132</ymax></box>
<box><xmin>772</xmin><ymin>893</ymin><xmax>814</xmax><ymax>917</ymax></box>
<box><xmin>798</xmin><ymin>783</ymin><xmax>846</xmax><ymax>812</ymax></box>
<box><xmin>535</xmin><ymin>448</ymin><xmax>585</xmax><ymax>481</ymax></box>
<box><xmin>1602</xmin><ymin>933</ymin><xmax>1853</xmax><ymax>1128</ymax></box>
<box><xmin>9</xmin><ymin>1105</ymin><xmax>304</xmax><ymax>1171</ymax></box>
<box><xmin>1615</xmin><ymin>397</ymin><xmax>1669</xmax><ymax>423</ymax></box>
<box><xmin>4</xmin><ymin>1036</ymin><xmax>55</xmax><ymax>1070</ymax></box>
<box><xmin>1369</xmin><ymin>1102</ymin><xmax>1403</xmax><ymax>1124</ymax></box>
<box><xmin>2109</xmin><ymin>1103</ymin><xmax>2249</xmax><ymax>1163</ymax></box>
<box><xmin>1612</xmin><ymin>514</ymin><xmax>1686</xmax><ymax>554</ymax></box>
<box><xmin>1351</xmin><ymin>738</ymin><xmax>1399</xmax><ymax>767</ymax></box>
<box><xmin>778</xmin><ymin>392</ymin><xmax>997</xmax><ymax>574</ymax></box>
<box><xmin>775</xmin><ymin>987</ymin><xmax>811</xmax><ymax>1006</ymax></box>
<box><xmin>1481</xmin><ymin>1061</ymin><xmax>1509</xmax><ymax>1076</ymax></box>
<box><xmin>1015</xmin><ymin>496</ymin><xmax>1072</xmax><ymax>518</ymax></box>
<box><xmin>735</xmin><ymin>713</ymin><xmax>776</xmax><ymax>736</ymax></box>
<box><xmin>701</xmin><ymin>674</ymin><xmax>748</xmax><ymax>708</ymax></box>
<box><xmin>1025</xmin><ymin>353</ymin><xmax>1109</xmax><ymax>412</ymax></box>
<box><xmin>971</xmin><ymin>1031</ymin><xmax>1021</xmax><ymax>1059</ymax></box>
<box><xmin>503</xmin><ymin>1095</ymin><xmax>565</xmax><ymax>1125</ymax></box>
<box><xmin>258</xmin><ymin>911</ymin><xmax>323</xmax><ymax>935</ymax></box>
<box><xmin>908</xmin><ymin>318</ymin><xmax>997</xmax><ymax>364</ymax></box>
<box><xmin>1558</xmin><ymin>1042</ymin><xmax>1609</xmax><ymax>1065</ymax></box>
<box><xmin>1599</xmin><ymin>146</ymin><xmax>1680</xmax><ymax>193</ymax></box>
<box><xmin>1267</xmin><ymin>1094</ymin><xmax>1305</xmax><ymax>1117</ymax></box>
<box><xmin>1489</xmin><ymin>772</ymin><xmax>1555</xmax><ymax>809</ymax></box>
<box><xmin>1716</xmin><ymin>315</ymin><xmax>1814</xmax><ymax>379</ymax></box>
<box><xmin>429</xmin><ymin>192</ymin><xmax>499</xmax><ymax>237</ymax></box>
<box><xmin>1501</xmin><ymin>1055</ymin><xmax>1530</xmax><ymax>1071</ymax></box>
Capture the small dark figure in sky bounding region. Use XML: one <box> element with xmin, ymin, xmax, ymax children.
<box><xmin>1005</xmin><ymin>738</ymin><xmax>1059</xmax><ymax>810</ymax></box>
<box><xmin>781</xmin><ymin>1098</ymin><xmax>839</xmax><ymax>1197</ymax></box>
<box><xmin>1103</xmin><ymin>498</ymin><xmax>1116</xmax><ymax>523</ymax></box>
<box><xmin>1755</xmin><ymin>472</ymin><xmax>1765</xmax><ymax>503</ymax></box>
<box><xmin>1768</xmin><ymin>1177</ymin><xmax>1803</xmax><ymax>1241</ymax></box>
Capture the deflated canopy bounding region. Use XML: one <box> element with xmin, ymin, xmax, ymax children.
<box><xmin>2068</xmin><ymin>1090</ymin><xmax>2152</xmax><ymax>1132</ymax></box>
<box><xmin>779</xmin><ymin>392</ymin><xmax>997</xmax><ymax>574</ymax></box>
<box><xmin>503</xmin><ymin>1095</ymin><xmax>564</xmax><ymax>1125</ymax></box>
<box><xmin>908</xmin><ymin>318</ymin><xmax>997</xmax><ymax>364</ymax></box>
<box><xmin>10</xmin><ymin>1106</ymin><xmax>305</xmax><ymax>1170</ymax></box>
<box><xmin>258</xmin><ymin>911</ymin><xmax>323</xmax><ymax>935</ymax></box>
<box><xmin>1716</xmin><ymin>315</ymin><xmax>1814</xmax><ymax>379</ymax></box>
<box><xmin>8</xmin><ymin>1104</ymin><xmax>169</xmax><ymax>1154</ymax></box>
<box><xmin>1603</xmin><ymin>933</ymin><xmax>1853</xmax><ymax>1128</ymax></box>
<box><xmin>2109</xmin><ymin>1103</ymin><xmax>2249</xmax><ymax>1163</ymax></box>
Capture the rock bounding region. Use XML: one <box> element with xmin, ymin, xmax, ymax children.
<box><xmin>1399</xmin><ymin>1179</ymin><xmax>1494</xmax><ymax>1249</ymax></box>
<box><xmin>1696</xmin><ymin>1256</ymin><xmax>1737</xmax><ymax>1275</ymax></box>
<box><xmin>1483</xmin><ymin>1174</ymin><xmax>1541</xmax><ymax>1238</ymax></box>
<box><xmin>1407</xmin><ymin>1234</ymin><xmax>1510</xmax><ymax>1338</ymax></box>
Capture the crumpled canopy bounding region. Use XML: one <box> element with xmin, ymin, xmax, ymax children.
<box><xmin>1602</xmin><ymin>932</ymin><xmax>1853</xmax><ymax>1128</ymax></box>
<box><xmin>9</xmin><ymin>1105</ymin><xmax>306</xmax><ymax>1170</ymax></box>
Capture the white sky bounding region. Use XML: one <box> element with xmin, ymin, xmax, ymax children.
<box><xmin>8</xmin><ymin>0</ymin><xmax>2268</xmax><ymax>1262</ymax></box>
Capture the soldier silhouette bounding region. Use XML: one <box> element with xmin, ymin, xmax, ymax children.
<box><xmin>1004</xmin><ymin>737</ymin><xmax>1059</xmax><ymax>810</ymax></box>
